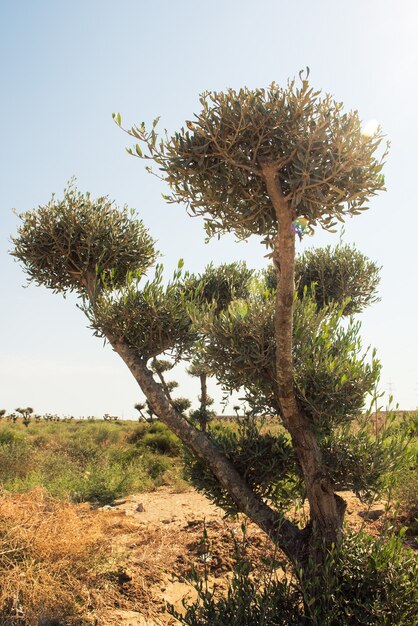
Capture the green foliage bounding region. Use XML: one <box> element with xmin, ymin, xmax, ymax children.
<box><xmin>90</xmin><ymin>264</ymin><xmax>194</xmax><ymax>359</ymax></box>
<box><xmin>184</xmin><ymin>262</ymin><xmax>253</xmax><ymax>314</ymax></box>
<box><xmin>392</xmin><ymin>423</ymin><xmax>418</xmax><ymax>534</ymax></box>
<box><xmin>0</xmin><ymin>419</ymin><xmax>185</xmax><ymax>503</ymax></box>
<box><xmin>184</xmin><ymin>420</ymin><xmax>303</xmax><ymax>514</ymax></box>
<box><xmin>12</xmin><ymin>183</ymin><xmax>157</xmax><ymax>297</ymax></box>
<box><xmin>198</xmin><ymin>282</ymin><xmax>380</xmax><ymax>426</ymax></box>
<box><xmin>185</xmin><ymin>415</ymin><xmax>409</xmax><ymax>513</ymax></box>
<box><xmin>125</xmin><ymin>76</ymin><xmax>387</xmax><ymax>242</ymax></box>
<box><xmin>293</xmin><ymin>297</ymin><xmax>380</xmax><ymax>431</ymax></box>
<box><xmin>132</xmin><ymin>421</ymin><xmax>182</xmax><ymax>455</ymax></box>
<box><xmin>189</xmin><ymin>407</ymin><xmax>216</xmax><ymax>430</ymax></box>
<box><xmin>195</xmin><ymin>283</ymin><xmax>278</xmax><ymax>415</ymax></box>
<box><xmin>395</xmin><ymin>469</ymin><xmax>418</xmax><ymax>535</ymax></box>
<box><xmin>171</xmin><ymin>397</ymin><xmax>192</xmax><ymax>414</ymax></box>
<box><xmin>265</xmin><ymin>243</ymin><xmax>381</xmax><ymax>315</ymax></box>
<box><xmin>0</xmin><ymin>428</ymin><xmax>25</xmax><ymax>445</ymax></box>
<box><xmin>320</xmin><ymin>417</ymin><xmax>413</xmax><ymax>502</ymax></box>
<box><xmin>299</xmin><ymin>531</ymin><xmax>418</xmax><ymax>626</ymax></box>
<box><xmin>172</xmin><ymin>529</ymin><xmax>417</xmax><ymax>626</ymax></box>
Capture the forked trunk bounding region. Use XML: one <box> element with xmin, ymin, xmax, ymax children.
<box><xmin>82</xmin><ymin>274</ymin><xmax>306</xmax><ymax>562</ymax></box>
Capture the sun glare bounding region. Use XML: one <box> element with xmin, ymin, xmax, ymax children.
<box><xmin>362</xmin><ymin>119</ymin><xmax>380</xmax><ymax>137</ymax></box>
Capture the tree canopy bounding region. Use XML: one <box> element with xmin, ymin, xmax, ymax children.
<box><xmin>120</xmin><ymin>75</ymin><xmax>387</xmax><ymax>243</ymax></box>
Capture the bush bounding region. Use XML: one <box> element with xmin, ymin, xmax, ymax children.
<box><xmin>0</xmin><ymin>428</ymin><xmax>25</xmax><ymax>445</ymax></box>
<box><xmin>171</xmin><ymin>529</ymin><xmax>418</xmax><ymax>626</ymax></box>
<box><xmin>394</xmin><ymin>461</ymin><xmax>418</xmax><ymax>536</ymax></box>
<box><xmin>130</xmin><ymin>421</ymin><xmax>182</xmax><ymax>456</ymax></box>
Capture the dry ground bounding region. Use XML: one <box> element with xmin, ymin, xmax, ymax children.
<box><xmin>96</xmin><ymin>488</ymin><xmax>389</xmax><ymax>626</ymax></box>
<box><xmin>0</xmin><ymin>486</ymin><xmax>392</xmax><ymax>625</ymax></box>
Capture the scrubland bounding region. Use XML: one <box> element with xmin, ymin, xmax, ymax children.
<box><xmin>0</xmin><ymin>414</ymin><xmax>416</xmax><ymax>625</ymax></box>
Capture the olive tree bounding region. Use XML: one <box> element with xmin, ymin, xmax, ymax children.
<box><xmin>120</xmin><ymin>75</ymin><xmax>387</xmax><ymax>550</ymax></box>
<box><xmin>13</xmin><ymin>76</ymin><xmax>391</xmax><ymax>568</ymax></box>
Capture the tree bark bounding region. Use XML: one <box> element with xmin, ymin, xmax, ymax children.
<box><xmin>199</xmin><ymin>372</ymin><xmax>208</xmax><ymax>432</ymax></box>
<box><xmin>262</xmin><ymin>165</ymin><xmax>346</xmax><ymax>548</ymax></box>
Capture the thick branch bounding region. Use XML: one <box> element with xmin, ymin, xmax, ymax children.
<box><xmin>109</xmin><ymin>336</ymin><xmax>304</xmax><ymax>561</ymax></box>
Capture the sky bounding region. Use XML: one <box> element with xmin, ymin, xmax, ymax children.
<box><xmin>1</xmin><ymin>0</ymin><xmax>417</xmax><ymax>418</ymax></box>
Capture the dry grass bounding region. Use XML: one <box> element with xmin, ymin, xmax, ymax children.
<box><xmin>0</xmin><ymin>488</ymin><xmax>152</xmax><ymax>625</ymax></box>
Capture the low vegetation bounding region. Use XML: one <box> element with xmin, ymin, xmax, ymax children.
<box><xmin>0</xmin><ymin>418</ymin><xmax>186</xmax><ymax>504</ymax></box>
<box><xmin>171</xmin><ymin>528</ymin><xmax>417</xmax><ymax>626</ymax></box>
<box><xmin>0</xmin><ymin>413</ymin><xmax>416</xmax><ymax>624</ymax></box>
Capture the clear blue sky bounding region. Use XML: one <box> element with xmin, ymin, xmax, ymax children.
<box><xmin>1</xmin><ymin>0</ymin><xmax>417</xmax><ymax>417</ymax></box>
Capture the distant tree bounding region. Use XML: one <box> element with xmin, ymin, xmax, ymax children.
<box><xmin>134</xmin><ymin>402</ymin><xmax>146</xmax><ymax>420</ymax></box>
<box><xmin>103</xmin><ymin>413</ymin><xmax>119</xmax><ymax>421</ymax></box>
<box><xmin>16</xmin><ymin>406</ymin><xmax>33</xmax><ymax>427</ymax></box>
<box><xmin>187</xmin><ymin>360</ymin><xmax>214</xmax><ymax>432</ymax></box>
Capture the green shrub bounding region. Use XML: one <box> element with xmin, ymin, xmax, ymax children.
<box><xmin>141</xmin><ymin>431</ymin><xmax>181</xmax><ymax>455</ymax></box>
<box><xmin>141</xmin><ymin>452</ymin><xmax>172</xmax><ymax>480</ymax></box>
<box><xmin>171</xmin><ymin>530</ymin><xmax>418</xmax><ymax>626</ymax></box>
<box><xmin>184</xmin><ymin>420</ymin><xmax>303</xmax><ymax>514</ymax></box>
<box><xmin>128</xmin><ymin>421</ymin><xmax>182</xmax><ymax>455</ymax></box>
<box><xmin>0</xmin><ymin>428</ymin><xmax>25</xmax><ymax>445</ymax></box>
<box><xmin>0</xmin><ymin>442</ymin><xmax>32</xmax><ymax>481</ymax></box>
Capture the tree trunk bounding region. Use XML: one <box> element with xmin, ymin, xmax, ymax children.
<box><xmin>199</xmin><ymin>372</ymin><xmax>208</xmax><ymax>432</ymax></box>
<box><xmin>262</xmin><ymin>165</ymin><xmax>346</xmax><ymax>550</ymax></box>
<box><xmin>106</xmin><ymin>336</ymin><xmax>306</xmax><ymax>562</ymax></box>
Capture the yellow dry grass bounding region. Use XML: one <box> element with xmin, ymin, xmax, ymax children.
<box><xmin>0</xmin><ymin>488</ymin><xmax>141</xmax><ymax>625</ymax></box>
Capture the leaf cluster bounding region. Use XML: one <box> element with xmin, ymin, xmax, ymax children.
<box><xmin>293</xmin><ymin>297</ymin><xmax>381</xmax><ymax>431</ymax></box>
<box><xmin>124</xmin><ymin>77</ymin><xmax>387</xmax><ymax>241</ymax></box>
<box><xmin>184</xmin><ymin>262</ymin><xmax>253</xmax><ymax>313</ymax></box>
<box><xmin>320</xmin><ymin>417</ymin><xmax>413</xmax><ymax>502</ymax></box>
<box><xmin>197</xmin><ymin>282</ymin><xmax>380</xmax><ymax>428</ymax></box>
<box><xmin>89</xmin><ymin>264</ymin><xmax>195</xmax><ymax>360</ymax></box>
<box><xmin>183</xmin><ymin>420</ymin><xmax>303</xmax><ymax>515</ymax></box>
<box><xmin>89</xmin><ymin>261</ymin><xmax>254</xmax><ymax>362</ymax></box>
<box><xmin>265</xmin><ymin>243</ymin><xmax>381</xmax><ymax>315</ymax></box>
<box><xmin>11</xmin><ymin>184</ymin><xmax>157</xmax><ymax>297</ymax></box>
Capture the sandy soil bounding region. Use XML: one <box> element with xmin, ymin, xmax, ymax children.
<box><xmin>95</xmin><ymin>487</ymin><xmax>389</xmax><ymax>626</ymax></box>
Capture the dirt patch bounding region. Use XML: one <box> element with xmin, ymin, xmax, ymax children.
<box><xmin>98</xmin><ymin>488</ymin><xmax>389</xmax><ymax>625</ymax></box>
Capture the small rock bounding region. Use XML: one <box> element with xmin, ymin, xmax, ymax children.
<box><xmin>101</xmin><ymin>505</ymin><xmax>112</xmax><ymax>511</ymax></box>
<box><xmin>111</xmin><ymin>498</ymin><xmax>127</xmax><ymax>506</ymax></box>
<box><xmin>358</xmin><ymin>509</ymin><xmax>385</xmax><ymax>521</ymax></box>
<box><xmin>161</xmin><ymin>518</ymin><xmax>171</xmax><ymax>524</ymax></box>
<box><xmin>136</xmin><ymin>503</ymin><xmax>145</xmax><ymax>512</ymax></box>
